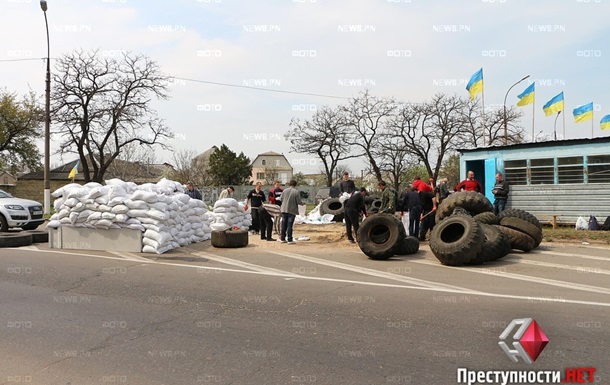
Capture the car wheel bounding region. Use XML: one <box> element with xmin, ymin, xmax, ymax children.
<box><xmin>0</xmin><ymin>214</ymin><xmax>8</xmax><ymax>232</ymax></box>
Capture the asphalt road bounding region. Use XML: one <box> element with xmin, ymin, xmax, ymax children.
<box><xmin>0</xmin><ymin>237</ymin><xmax>608</xmax><ymax>385</ymax></box>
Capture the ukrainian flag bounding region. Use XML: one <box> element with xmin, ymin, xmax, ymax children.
<box><xmin>542</xmin><ymin>92</ymin><xmax>564</xmax><ymax>116</ymax></box>
<box><xmin>516</xmin><ymin>83</ymin><xmax>535</xmax><ymax>107</ymax></box>
<box><xmin>600</xmin><ymin>115</ymin><xmax>610</xmax><ymax>130</ymax></box>
<box><xmin>466</xmin><ymin>68</ymin><xmax>483</xmax><ymax>100</ymax></box>
<box><xmin>68</xmin><ymin>160</ymin><xmax>79</xmax><ymax>179</ymax></box>
<box><xmin>573</xmin><ymin>102</ymin><xmax>593</xmax><ymax>123</ymax></box>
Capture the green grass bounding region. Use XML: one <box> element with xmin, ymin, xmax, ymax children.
<box><xmin>542</xmin><ymin>226</ymin><xmax>610</xmax><ymax>244</ymax></box>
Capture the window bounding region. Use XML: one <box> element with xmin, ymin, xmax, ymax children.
<box><xmin>275</xmin><ymin>159</ymin><xmax>281</xmax><ymax>167</ymax></box>
<box><xmin>530</xmin><ymin>158</ymin><xmax>554</xmax><ymax>185</ymax></box>
<box><xmin>261</xmin><ymin>160</ymin><xmax>266</xmax><ymax>166</ymax></box>
<box><xmin>588</xmin><ymin>155</ymin><xmax>610</xmax><ymax>183</ymax></box>
<box><xmin>256</xmin><ymin>172</ymin><xmax>265</xmax><ymax>180</ymax></box>
<box><xmin>504</xmin><ymin>160</ymin><xmax>527</xmax><ymax>185</ymax></box>
<box><xmin>557</xmin><ymin>156</ymin><xmax>583</xmax><ymax>184</ymax></box>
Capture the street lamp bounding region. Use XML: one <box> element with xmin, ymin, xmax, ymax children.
<box><xmin>553</xmin><ymin>111</ymin><xmax>562</xmax><ymax>141</ymax></box>
<box><xmin>40</xmin><ymin>0</ymin><xmax>51</xmax><ymax>215</ymax></box>
<box><xmin>503</xmin><ymin>75</ymin><xmax>530</xmax><ymax>145</ymax></box>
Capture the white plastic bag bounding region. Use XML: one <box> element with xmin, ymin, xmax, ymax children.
<box><xmin>575</xmin><ymin>216</ymin><xmax>589</xmax><ymax>230</ymax></box>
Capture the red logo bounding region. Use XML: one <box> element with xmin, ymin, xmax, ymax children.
<box><xmin>499</xmin><ymin>318</ymin><xmax>549</xmax><ymax>364</ymax></box>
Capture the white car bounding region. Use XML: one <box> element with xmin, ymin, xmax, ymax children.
<box><xmin>0</xmin><ymin>189</ymin><xmax>44</xmax><ymax>231</ymax></box>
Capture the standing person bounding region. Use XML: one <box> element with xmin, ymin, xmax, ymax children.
<box><xmin>218</xmin><ymin>186</ymin><xmax>234</xmax><ymax>200</ymax></box>
<box><xmin>246</xmin><ymin>182</ymin><xmax>266</xmax><ymax>235</ymax></box>
<box><xmin>258</xmin><ymin>204</ymin><xmax>277</xmax><ymax>242</ymax></box>
<box><xmin>340</xmin><ymin>172</ymin><xmax>356</xmax><ymax>195</ymax></box>
<box><xmin>344</xmin><ymin>187</ymin><xmax>367</xmax><ymax>244</ymax></box>
<box><xmin>403</xmin><ymin>185</ymin><xmax>423</xmax><ymax>237</ymax></box>
<box><xmin>492</xmin><ymin>172</ymin><xmax>510</xmax><ymax>214</ymax></box>
<box><xmin>418</xmin><ymin>188</ymin><xmax>437</xmax><ymax>241</ymax></box>
<box><xmin>269</xmin><ymin>180</ymin><xmax>284</xmax><ymax>206</ymax></box>
<box><xmin>279</xmin><ymin>180</ymin><xmax>302</xmax><ymax>244</ymax></box>
<box><xmin>185</xmin><ymin>181</ymin><xmax>202</xmax><ymax>200</ymax></box>
<box><xmin>378</xmin><ymin>181</ymin><xmax>396</xmax><ymax>214</ymax></box>
<box><xmin>435</xmin><ymin>178</ymin><xmax>451</xmax><ymax>204</ymax></box>
<box><xmin>455</xmin><ymin>170</ymin><xmax>483</xmax><ymax>193</ymax></box>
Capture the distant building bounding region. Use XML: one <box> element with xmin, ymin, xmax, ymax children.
<box><xmin>250</xmin><ymin>151</ymin><xmax>293</xmax><ymax>184</ymax></box>
<box><xmin>0</xmin><ymin>171</ymin><xmax>17</xmax><ymax>187</ymax></box>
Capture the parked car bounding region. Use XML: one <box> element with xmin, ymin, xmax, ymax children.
<box><xmin>0</xmin><ymin>189</ymin><xmax>44</xmax><ymax>231</ymax></box>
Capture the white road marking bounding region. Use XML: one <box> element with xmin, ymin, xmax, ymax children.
<box><xmin>3</xmin><ymin>247</ymin><xmax>610</xmax><ymax>307</ymax></box>
<box><xmin>410</xmin><ymin>259</ymin><xmax>610</xmax><ymax>295</ymax></box>
<box><xmin>187</xmin><ymin>250</ymin><xmax>301</xmax><ymax>278</ymax></box>
<box><xmin>503</xmin><ymin>256</ymin><xmax>610</xmax><ymax>275</ymax></box>
<box><xmin>532</xmin><ymin>249</ymin><xmax>610</xmax><ymax>262</ymax></box>
<box><xmin>108</xmin><ymin>251</ymin><xmax>152</xmax><ymax>262</ymax></box>
<box><xmin>269</xmin><ymin>250</ymin><xmax>484</xmax><ymax>294</ymax></box>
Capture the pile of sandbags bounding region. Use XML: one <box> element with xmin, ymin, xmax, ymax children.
<box><xmin>209</xmin><ymin>198</ymin><xmax>252</xmax><ymax>232</ymax></box>
<box><xmin>47</xmin><ymin>178</ymin><xmax>213</xmax><ymax>254</ymax></box>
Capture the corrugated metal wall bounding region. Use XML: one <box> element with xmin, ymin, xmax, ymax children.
<box><xmin>506</xmin><ymin>183</ymin><xmax>610</xmax><ymax>225</ymax></box>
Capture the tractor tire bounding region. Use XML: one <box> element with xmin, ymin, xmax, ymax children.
<box><xmin>473</xmin><ymin>212</ymin><xmax>500</xmax><ymax>225</ymax></box>
<box><xmin>211</xmin><ymin>229</ymin><xmax>249</xmax><ymax>248</ymax></box>
<box><xmin>320</xmin><ymin>198</ymin><xmax>345</xmax><ymax>216</ymax></box>
<box><xmin>394</xmin><ymin>236</ymin><xmax>419</xmax><ymax>256</ymax></box>
<box><xmin>0</xmin><ymin>233</ymin><xmax>33</xmax><ymax>248</ymax></box>
<box><xmin>370</xmin><ymin>199</ymin><xmax>382</xmax><ymax>210</ymax></box>
<box><xmin>357</xmin><ymin>214</ymin><xmax>405</xmax><ymax>260</ymax></box>
<box><xmin>471</xmin><ymin>224</ymin><xmax>511</xmax><ymax>264</ymax></box>
<box><xmin>451</xmin><ymin>207</ymin><xmax>472</xmax><ymax>217</ymax></box>
<box><xmin>436</xmin><ymin>191</ymin><xmax>493</xmax><ymax>223</ymax></box>
<box><xmin>26</xmin><ymin>230</ymin><xmax>49</xmax><ymax>244</ymax></box>
<box><xmin>429</xmin><ymin>215</ymin><xmax>484</xmax><ymax>266</ymax></box>
<box><xmin>493</xmin><ymin>225</ymin><xmax>535</xmax><ymax>252</ymax></box>
<box><xmin>498</xmin><ymin>209</ymin><xmax>542</xmax><ymax>231</ymax></box>
<box><xmin>499</xmin><ymin>217</ymin><xmax>543</xmax><ymax>248</ymax></box>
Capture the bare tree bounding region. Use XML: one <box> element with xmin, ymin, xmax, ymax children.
<box><xmin>51</xmin><ymin>49</ymin><xmax>173</xmax><ymax>182</ymax></box>
<box><xmin>462</xmin><ymin>102</ymin><xmax>525</xmax><ymax>147</ymax></box>
<box><xmin>171</xmin><ymin>149</ymin><xmax>197</xmax><ymax>184</ymax></box>
<box><xmin>342</xmin><ymin>90</ymin><xmax>396</xmax><ymax>182</ymax></box>
<box><xmin>377</xmin><ymin>131</ymin><xmax>418</xmax><ymax>191</ymax></box>
<box><xmin>285</xmin><ymin>106</ymin><xmax>356</xmax><ymax>187</ymax></box>
<box><xmin>105</xmin><ymin>142</ymin><xmax>159</xmax><ymax>182</ymax></box>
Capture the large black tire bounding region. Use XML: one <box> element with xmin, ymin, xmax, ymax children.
<box><xmin>20</xmin><ymin>221</ymin><xmax>44</xmax><ymax>231</ymax></box>
<box><xmin>211</xmin><ymin>230</ymin><xmax>249</xmax><ymax>248</ymax></box>
<box><xmin>394</xmin><ymin>236</ymin><xmax>419</xmax><ymax>256</ymax></box>
<box><xmin>436</xmin><ymin>191</ymin><xmax>493</xmax><ymax>223</ymax></box>
<box><xmin>499</xmin><ymin>217</ymin><xmax>543</xmax><ymax>248</ymax></box>
<box><xmin>26</xmin><ymin>230</ymin><xmax>49</xmax><ymax>244</ymax></box>
<box><xmin>320</xmin><ymin>198</ymin><xmax>345</xmax><ymax>216</ymax></box>
<box><xmin>493</xmin><ymin>225</ymin><xmax>535</xmax><ymax>252</ymax></box>
<box><xmin>473</xmin><ymin>212</ymin><xmax>500</xmax><ymax>225</ymax></box>
<box><xmin>429</xmin><ymin>215</ymin><xmax>484</xmax><ymax>266</ymax></box>
<box><xmin>0</xmin><ymin>214</ymin><xmax>8</xmax><ymax>232</ymax></box>
<box><xmin>357</xmin><ymin>214</ymin><xmax>405</xmax><ymax>260</ymax></box>
<box><xmin>0</xmin><ymin>233</ymin><xmax>33</xmax><ymax>248</ymax></box>
<box><xmin>451</xmin><ymin>207</ymin><xmax>472</xmax><ymax>217</ymax></box>
<box><xmin>472</xmin><ymin>224</ymin><xmax>511</xmax><ymax>264</ymax></box>
<box><xmin>498</xmin><ymin>209</ymin><xmax>541</xmax><ymax>231</ymax></box>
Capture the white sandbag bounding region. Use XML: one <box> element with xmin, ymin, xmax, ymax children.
<box><xmin>142</xmin><ymin>245</ymin><xmax>162</xmax><ymax>254</ymax></box>
<box><xmin>148</xmin><ymin>201</ymin><xmax>168</xmax><ymax>211</ymax></box>
<box><xmin>126</xmin><ymin>209</ymin><xmax>149</xmax><ymax>218</ymax></box>
<box><xmin>56</xmin><ymin>208</ymin><xmax>70</xmax><ymax>220</ymax></box>
<box><xmin>63</xmin><ymin>197</ymin><xmax>79</xmax><ymax>207</ymax></box>
<box><xmin>47</xmin><ymin>220</ymin><xmax>61</xmax><ymax>228</ymax></box>
<box><xmin>95</xmin><ymin>219</ymin><xmax>113</xmax><ymax>229</ymax></box>
<box><xmin>210</xmin><ymin>222</ymin><xmax>231</xmax><ymax>231</ymax></box>
<box><xmin>69</xmin><ymin>212</ymin><xmax>79</xmax><ymax>225</ymax></box>
<box><xmin>214</xmin><ymin>198</ymin><xmax>239</xmax><ymax>209</ymax></box>
<box><xmin>111</xmin><ymin>205</ymin><xmax>129</xmax><ymax>214</ymax></box>
<box><xmin>139</xmin><ymin>217</ymin><xmax>162</xmax><ymax>226</ymax></box>
<box><xmin>575</xmin><ymin>216</ymin><xmax>588</xmax><ymax>230</ymax></box>
<box><xmin>60</xmin><ymin>217</ymin><xmax>71</xmax><ymax>224</ymax></box>
<box><xmin>77</xmin><ymin>210</ymin><xmax>93</xmax><ymax>220</ymax></box>
<box><xmin>114</xmin><ymin>214</ymin><xmax>129</xmax><ymax>223</ymax></box>
<box><xmin>66</xmin><ymin>188</ymin><xmax>88</xmax><ymax>200</ymax></box>
<box><xmin>130</xmin><ymin>190</ymin><xmax>159</xmax><ymax>203</ymax></box>
<box><xmin>87</xmin><ymin>211</ymin><xmax>103</xmax><ymax>221</ymax></box>
<box><xmin>53</xmin><ymin>198</ymin><xmax>65</xmax><ymax>213</ymax></box>
<box><xmin>107</xmin><ymin>196</ymin><xmax>125</xmax><ymax>206</ymax></box>
<box><xmin>97</xmin><ymin>204</ymin><xmax>112</xmax><ymax>212</ymax></box>
<box><xmin>147</xmin><ymin>209</ymin><xmax>169</xmax><ymax>221</ymax></box>
<box><xmin>84</xmin><ymin>182</ymin><xmax>103</xmax><ymax>189</ymax></box>
<box><xmin>105</xmin><ymin>178</ymin><xmax>127</xmax><ymax>187</ymax></box>
<box><xmin>124</xmin><ymin>199</ymin><xmax>149</xmax><ymax>210</ymax></box>
<box><xmin>143</xmin><ymin>229</ymin><xmax>172</xmax><ymax>245</ymax></box>
<box><xmin>52</xmin><ymin>183</ymin><xmax>81</xmax><ymax>198</ymax></box>
<box><xmin>142</xmin><ymin>237</ymin><xmax>160</xmax><ymax>249</ymax></box>
<box><xmin>174</xmin><ymin>193</ymin><xmax>191</xmax><ymax>204</ymax></box>
<box><xmin>109</xmin><ymin>185</ymin><xmax>128</xmax><ymax>200</ymax></box>
<box><xmin>95</xmin><ymin>196</ymin><xmax>110</xmax><ymax>205</ymax></box>
<box><xmin>101</xmin><ymin>212</ymin><xmax>116</xmax><ymax>220</ymax></box>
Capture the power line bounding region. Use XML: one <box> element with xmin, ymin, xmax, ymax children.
<box><xmin>174</xmin><ymin>76</ymin><xmax>349</xmax><ymax>100</ymax></box>
<box><xmin>0</xmin><ymin>57</ymin><xmax>48</xmax><ymax>63</ymax></box>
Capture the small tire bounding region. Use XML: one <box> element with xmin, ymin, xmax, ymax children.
<box><xmin>493</xmin><ymin>225</ymin><xmax>535</xmax><ymax>252</ymax></box>
<box><xmin>0</xmin><ymin>233</ymin><xmax>33</xmax><ymax>248</ymax></box>
<box><xmin>357</xmin><ymin>214</ymin><xmax>405</xmax><ymax>260</ymax></box>
<box><xmin>0</xmin><ymin>215</ymin><xmax>8</xmax><ymax>232</ymax></box>
<box><xmin>320</xmin><ymin>198</ymin><xmax>345</xmax><ymax>216</ymax></box>
<box><xmin>499</xmin><ymin>217</ymin><xmax>543</xmax><ymax>248</ymax></box>
<box><xmin>472</xmin><ymin>224</ymin><xmax>511</xmax><ymax>264</ymax></box>
<box><xmin>394</xmin><ymin>236</ymin><xmax>419</xmax><ymax>256</ymax></box>
<box><xmin>371</xmin><ymin>199</ymin><xmax>382</xmax><ymax>210</ymax></box>
<box><xmin>211</xmin><ymin>230</ymin><xmax>249</xmax><ymax>248</ymax></box>
<box><xmin>473</xmin><ymin>212</ymin><xmax>499</xmax><ymax>225</ymax></box>
<box><xmin>436</xmin><ymin>191</ymin><xmax>493</xmax><ymax>223</ymax></box>
<box><xmin>429</xmin><ymin>215</ymin><xmax>484</xmax><ymax>266</ymax></box>
<box><xmin>26</xmin><ymin>230</ymin><xmax>49</xmax><ymax>244</ymax></box>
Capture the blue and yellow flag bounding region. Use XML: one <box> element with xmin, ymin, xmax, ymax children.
<box><xmin>573</xmin><ymin>102</ymin><xmax>593</xmax><ymax>123</ymax></box>
<box><xmin>466</xmin><ymin>68</ymin><xmax>483</xmax><ymax>100</ymax></box>
<box><xmin>600</xmin><ymin>115</ymin><xmax>610</xmax><ymax>130</ymax></box>
<box><xmin>68</xmin><ymin>160</ymin><xmax>79</xmax><ymax>179</ymax></box>
<box><xmin>516</xmin><ymin>83</ymin><xmax>535</xmax><ymax>107</ymax></box>
<box><xmin>542</xmin><ymin>92</ymin><xmax>564</xmax><ymax>116</ymax></box>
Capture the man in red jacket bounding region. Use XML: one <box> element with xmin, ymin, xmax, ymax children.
<box><xmin>455</xmin><ymin>170</ymin><xmax>483</xmax><ymax>193</ymax></box>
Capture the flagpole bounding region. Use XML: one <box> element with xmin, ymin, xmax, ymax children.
<box><xmin>562</xmin><ymin>103</ymin><xmax>566</xmax><ymax>139</ymax></box>
<box><xmin>481</xmin><ymin>90</ymin><xmax>486</xmax><ymax>146</ymax></box>
<box><xmin>591</xmin><ymin>109</ymin><xmax>594</xmax><ymax>138</ymax></box>
<box><xmin>531</xmin><ymin>98</ymin><xmax>535</xmax><ymax>142</ymax></box>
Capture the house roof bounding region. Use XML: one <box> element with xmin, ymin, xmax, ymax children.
<box><xmin>458</xmin><ymin>136</ymin><xmax>610</xmax><ymax>154</ymax></box>
<box><xmin>257</xmin><ymin>151</ymin><xmax>283</xmax><ymax>156</ymax></box>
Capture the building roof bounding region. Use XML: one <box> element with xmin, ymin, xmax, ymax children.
<box><xmin>459</xmin><ymin>136</ymin><xmax>610</xmax><ymax>154</ymax></box>
<box><xmin>257</xmin><ymin>151</ymin><xmax>284</xmax><ymax>156</ymax></box>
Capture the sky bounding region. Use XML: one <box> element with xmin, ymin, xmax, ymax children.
<box><xmin>1</xmin><ymin>0</ymin><xmax>609</xmax><ymax>175</ymax></box>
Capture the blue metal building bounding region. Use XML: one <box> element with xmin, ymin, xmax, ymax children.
<box><xmin>458</xmin><ymin>137</ymin><xmax>610</xmax><ymax>224</ymax></box>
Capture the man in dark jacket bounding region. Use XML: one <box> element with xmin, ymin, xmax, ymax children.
<box><xmin>344</xmin><ymin>187</ymin><xmax>367</xmax><ymax>243</ymax></box>
<box><xmin>492</xmin><ymin>172</ymin><xmax>509</xmax><ymax>214</ymax></box>
<box><xmin>340</xmin><ymin>172</ymin><xmax>356</xmax><ymax>195</ymax></box>
<box><xmin>185</xmin><ymin>181</ymin><xmax>202</xmax><ymax>200</ymax></box>
<box><xmin>402</xmin><ymin>185</ymin><xmax>423</xmax><ymax>237</ymax></box>
<box><xmin>419</xmin><ymin>189</ymin><xmax>436</xmax><ymax>241</ymax></box>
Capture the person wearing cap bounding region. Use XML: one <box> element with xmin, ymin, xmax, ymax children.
<box><xmin>185</xmin><ymin>181</ymin><xmax>202</xmax><ymax>200</ymax></box>
<box><xmin>340</xmin><ymin>172</ymin><xmax>356</xmax><ymax>195</ymax></box>
<box><xmin>218</xmin><ymin>186</ymin><xmax>234</xmax><ymax>200</ymax></box>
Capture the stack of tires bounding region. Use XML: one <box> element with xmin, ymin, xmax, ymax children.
<box><xmin>357</xmin><ymin>213</ymin><xmax>419</xmax><ymax>260</ymax></box>
<box><xmin>319</xmin><ymin>198</ymin><xmax>345</xmax><ymax>222</ymax></box>
<box><xmin>429</xmin><ymin>192</ymin><xmax>543</xmax><ymax>266</ymax></box>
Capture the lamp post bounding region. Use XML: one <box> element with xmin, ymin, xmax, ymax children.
<box><xmin>40</xmin><ymin>0</ymin><xmax>51</xmax><ymax>215</ymax></box>
<box><xmin>503</xmin><ymin>75</ymin><xmax>530</xmax><ymax>145</ymax></box>
<box><xmin>553</xmin><ymin>111</ymin><xmax>562</xmax><ymax>141</ymax></box>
